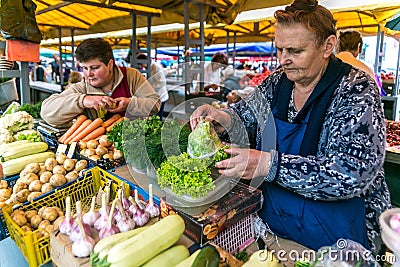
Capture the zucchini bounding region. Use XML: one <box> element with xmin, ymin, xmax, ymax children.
<box><xmin>91</xmin><ymin>226</ymin><xmax>149</xmax><ymax>266</ymax></box>
<box><xmin>175</xmin><ymin>246</ymin><xmax>220</xmax><ymax>267</ymax></box>
<box><xmin>107</xmin><ymin>215</ymin><xmax>185</xmax><ymax>267</ymax></box>
<box><xmin>0</xmin><ymin>140</ymin><xmax>31</xmax><ymax>155</ymax></box>
<box><xmin>2</xmin><ymin>151</ymin><xmax>55</xmax><ymax>176</ymax></box>
<box><xmin>0</xmin><ymin>141</ymin><xmax>48</xmax><ymax>162</ymax></box>
<box><xmin>175</xmin><ymin>249</ymin><xmax>201</xmax><ymax>267</ymax></box>
<box><xmin>141</xmin><ymin>245</ymin><xmax>189</xmax><ymax>267</ymax></box>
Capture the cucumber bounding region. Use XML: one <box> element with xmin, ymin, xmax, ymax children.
<box><xmin>142</xmin><ymin>245</ymin><xmax>189</xmax><ymax>267</ymax></box>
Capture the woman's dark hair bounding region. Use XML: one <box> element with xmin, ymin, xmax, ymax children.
<box><xmin>337</xmin><ymin>29</ymin><xmax>363</xmax><ymax>53</ymax></box>
<box><xmin>274</xmin><ymin>0</ymin><xmax>336</xmax><ymax>46</ymax></box>
<box><xmin>75</xmin><ymin>38</ymin><xmax>114</xmax><ymax>65</ymax></box>
<box><xmin>211</xmin><ymin>52</ymin><xmax>228</xmax><ymax>65</ymax></box>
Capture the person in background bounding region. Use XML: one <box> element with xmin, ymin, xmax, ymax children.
<box><xmin>136</xmin><ymin>53</ymin><xmax>169</xmax><ymax>120</ymax></box>
<box><xmin>50</xmin><ymin>54</ymin><xmax>61</xmax><ymax>84</ymax></box>
<box><xmin>203</xmin><ymin>52</ymin><xmax>228</xmax><ymax>91</ymax></box>
<box><xmin>64</xmin><ymin>71</ymin><xmax>82</xmax><ymax>90</ymax></box>
<box><xmin>31</xmin><ymin>61</ymin><xmax>47</xmax><ymax>82</ymax></box>
<box><xmin>221</xmin><ymin>67</ymin><xmax>241</xmax><ymax>101</ymax></box>
<box><xmin>190</xmin><ymin>0</ymin><xmax>390</xmax><ymax>259</ymax></box>
<box><xmin>336</xmin><ymin>29</ymin><xmax>376</xmax><ymax>79</ymax></box>
<box><xmin>41</xmin><ymin>38</ymin><xmax>160</xmax><ymax>128</ymax></box>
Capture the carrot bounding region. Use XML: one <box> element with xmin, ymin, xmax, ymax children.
<box><xmin>102</xmin><ymin>114</ymin><xmax>121</xmax><ymax>128</ymax></box>
<box><xmin>64</xmin><ymin>119</ymin><xmax>92</xmax><ymax>144</ymax></box>
<box><xmin>106</xmin><ymin>116</ymin><xmax>125</xmax><ymax>132</ymax></box>
<box><xmin>71</xmin><ymin>118</ymin><xmax>104</xmax><ymax>142</ymax></box>
<box><xmin>58</xmin><ymin>115</ymin><xmax>87</xmax><ymax>143</ymax></box>
<box><xmin>82</xmin><ymin>126</ymin><xmax>106</xmax><ymax>141</ymax></box>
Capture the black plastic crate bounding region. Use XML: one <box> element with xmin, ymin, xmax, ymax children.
<box><xmin>74</xmin><ymin>151</ymin><xmax>126</xmax><ymax>170</ymax></box>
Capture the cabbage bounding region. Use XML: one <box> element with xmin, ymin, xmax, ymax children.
<box><xmin>187</xmin><ymin>119</ymin><xmax>221</xmax><ymax>159</ymax></box>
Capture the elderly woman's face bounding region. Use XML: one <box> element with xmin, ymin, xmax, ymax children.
<box><xmin>275</xmin><ymin>23</ymin><xmax>332</xmax><ymax>85</ymax></box>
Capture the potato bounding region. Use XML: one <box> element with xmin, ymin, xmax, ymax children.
<box><xmin>89</xmin><ymin>155</ymin><xmax>100</xmax><ymax>161</ymax></box>
<box><xmin>96</xmin><ymin>145</ymin><xmax>108</xmax><ymax>156</ymax></box>
<box><xmin>5</xmin><ymin>195</ymin><xmax>17</xmax><ymax>206</ymax></box>
<box><xmin>103</xmin><ymin>152</ymin><xmax>114</xmax><ymax>161</ymax></box>
<box><xmin>113</xmin><ymin>149</ymin><xmax>123</xmax><ymax>159</ymax></box>
<box><xmin>37</xmin><ymin>165</ymin><xmax>47</xmax><ymax>177</ymax></box>
<box><xmin>41</xmin><ymin>183</ymin><xmax>53</xmax><ymax>194</ymax></box>
<box><xmin>86</xmin><ymin>139</ymin><xmax>98</xmax><ymax>149</ymax></box>
<box><xmin>41</xmin><ymin>207</ymin><xmax>59</xmax><ymax>222</ymax></box>
<box><xmin>54</xmin><ymin>207</ymin><xmax>64</xmax><ymax>217</ymax></box>
<box><xmin>0</xmin><ymin>188</ymin><xmax>11</xmax><ymax>202</ymax></box>
<box><xmin>74</xmin><ymin>160</ymin><xmax>88</xmax><ymax>172</ymax></box>
<box><xmin>38</xmin><ymin>207</ymin><xmax>46</xmax><ymax>217</ymax></box>
<box><xmin>56</xmin><ymin>153</ymin><xmax>68</xmax><ymax>165</ymax></box>
<box><xmin>99</xmin><ymin>135</ymin><xmax>112</xmax><ymax>147</ymax></box>
<box><xmin>38</xmin><ymin>219</ymin><xmax>50</xmax><ymax>230</ymax></box>
<box><xmin>78</xmin><ymin>140</ymin><xmax>87</xmax><ymax>150</ymax></box>
<box><xmin>0</xmin><ymin>202</ymin><xmax>6</xmax><ymax>208</ymax></box>
<box><xmin>30</xmin><ymin>214</ymin><xmax>43</xmax><ymax>229</ymax></box>
<box><xmin>36</xmin><ymin>230</ymin><xmax>45</xmax><ymax>239</ymax></box>
<box><xmin>24</xmin><ymin>163</ymin><xmax>41</xmax><ymax>174</ymax></box>
<box><xmin>50</xmin><ymin>174</ymin><xmax>67</xmax><ymax>187</ymax></box>
<box><xmin>84</xmin><ymin>148</ymin><xmax>96</xmax><ymax>157</ymax></box>
<box><xmin>13</xmin><ymin>213</ymin><xmax>28</xmax><ymax>227</ymax></box>
<box><xmin>53</xmin><ymin>216</ymin><xmax>65</xmax><ymax>230</ymax></box>
<box><xmin>13</xmin><ymin>180</ymin><xmax>27</xmax><ymax>194</ymax></box>
<box><xmin>65</xmin><ymin>171</ymin><xmax>79</xmax><ymax>182</ymax></box>
<box><xmin>40</xmin><ymin>171</ymin><xmax>53</xmax><ymax>183</ymax></box>
<box><xmin>63</xmin><ymin>159</ymin><xmax>76</xmax><ymax>171</ymax></box>
<box><xmin>25</xmin><ymin>210</ymin><xmax>38</xmax><ymax>222</ymax></box>
<box><xmin>52</xmin><ymin>165</ymin><xmax>66</xmax><ymax>175</ymax></box>
<box><xmin>21</xmin><ymin>173</ymin><xmax>39</xmax><ymax>185</ymax></box>
<box><xmin>28</xmin><ymin>180</ymin><xmax>42</xmax><ymax>192</ymax></box>
<box><xmin>27</xmin><ymin>192</ymin><xmax>42</xmax><ymax>202</ymax></box>
<box><xmin>21</xmin><ymin>224</ymin><xmax>32</xmax><ymax>232</ymax></box>
<box><xmin>44</xmin><ymin>224</ymin><xmax>54</xmax><ymax>234</ymax></box>
<box><xmin>11</xmin><ymin>209</ymin><xmax>25</xmax><ymax>218</ymax></box>
<box><xmin>0</xmin><ymin>180</ymin><xmax>8</xmax><ymax>189</ymax></box>
<box><xmin>16</xmin><ymin>189</ymin><xmax>29</xmax><ymax>203</ymax></box>
<box><xmin>44</xmin><ymin>158</ymin><xmax>58</xmax><ymax>171</ymax></box>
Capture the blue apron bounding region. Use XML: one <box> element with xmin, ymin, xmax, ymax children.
<box><xmin>257</xmin><ymin>57</ymin><xmax>369</xmax><ymax>250</ymax></box>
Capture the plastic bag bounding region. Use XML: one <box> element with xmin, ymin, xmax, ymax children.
<box><xmin>0</xmin><ymin>0</ymin><xmax>42</xmax><ymax>43</ymax></box>
<box><xmin>187</xmin><ymin>118</ymin><xmax>221</xmax><ymax>159</ymax></box>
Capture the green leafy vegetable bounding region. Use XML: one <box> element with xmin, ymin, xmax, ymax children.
<box><xmin>157</xmin><ymin>146</ymin><xmax>230</xmax><ymax>198</ymax></box>
<box><xmin>2</xmin><ymin>101</ymin><xmax>20</xmax><ymax>116</ymax></box>
<box><xmin>187</xmin><ymin>119</ymin><xmax>221</xmax><ymax>159</ymax></box>
<box><xmin>19</xmin><ymin>102</ymin><xmax>42</xmax><ymax>119</ymax></box>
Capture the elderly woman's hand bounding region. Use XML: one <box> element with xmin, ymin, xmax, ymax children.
<box><xmin>190</xmin><ymin>104</ymin><xmax>231</xmax><ymax>133</ymax></box>
<box><xmin>83</xmin><ymin>95</ymin><xmax>116</xmax><ymax>111</ymax></box>
<box><xmin>215</xmin><ymin>147</ymin><xmax>271</xmax><ymax>180</ymax></box>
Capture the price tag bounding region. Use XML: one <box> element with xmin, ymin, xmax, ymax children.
<box><xmin>67</xmin><ymin>142</ymin><xmax>77</xmax><ymax>158</ymax></box>
<box><xmin>57</xmin><ymin>144</ymin><xmax>68</xmax><ymax>155</ymax></box>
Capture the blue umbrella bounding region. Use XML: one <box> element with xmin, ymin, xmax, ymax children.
<box><xmin>386</xmin><ymin>12</ymin><xmax>400</xmax><ymax>31</ymax></box>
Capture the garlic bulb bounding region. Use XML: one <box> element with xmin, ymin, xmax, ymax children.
<box><xmin>59</xmin><ymin>196</ymin><xmax>75</xmax><ymax>235</ymax></box>
<box><xmin>145</xmin><ymin>184</ymin><xmax>160</xmax><ymax>218</ymax></box>
<box><xmin>83</xmin><ymin>196</ymin><xmax>100</xmax><ymax>227</ymax></box>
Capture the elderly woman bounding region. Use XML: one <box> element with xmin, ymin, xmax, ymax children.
<box><xmin>190</xmin><ymin>0</ymin><xmax>390</xmax><ymax>256</ymax></box>
<box><xmin>41</xmin><ymin>38</ymin><xmax>160</xmax><ymax>127</ymax></box>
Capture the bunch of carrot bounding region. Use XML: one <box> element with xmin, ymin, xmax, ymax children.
<box><xmin>58</xmin><ymin>114</ymin><xmax>125</xmax><ymax>144</ymax></box>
